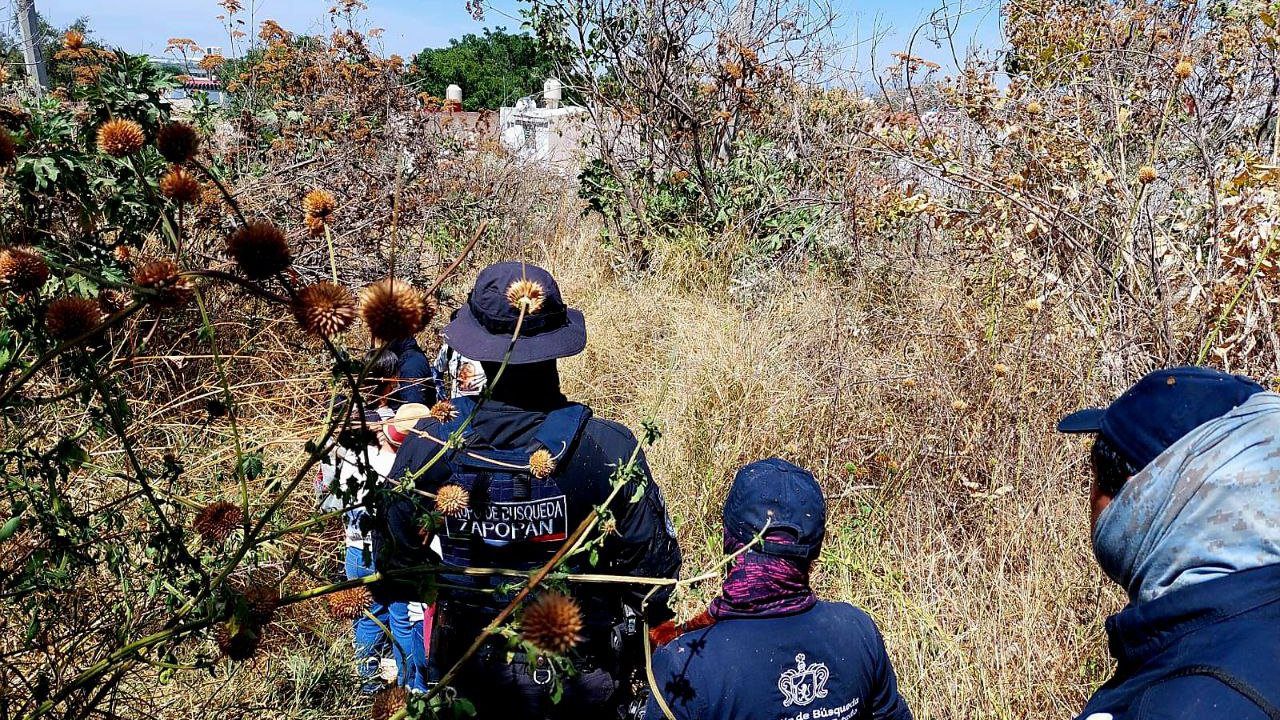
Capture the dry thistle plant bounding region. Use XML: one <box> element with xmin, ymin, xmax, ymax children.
<box><xmin>506</xmin><ymin>278</ymin><xmax>546</xmax><ymax>313</ymax></box>
<box><xmin>226</xmin><ymin>221</ymin><xmax>292</xmax><ymax>279</ymax></box>
<box><xmin>95</xmin><ymin>118</ymin><xmax>145</xmax><ymax>157</ymax></box>
<box><xmin>44</xmin><ymin>297</ymin><xmax>102</xmax><ymax>341</ymax></box>
<box><xmin>529</xmin><ymin>448</ymin><xmax>556</xmax><ymax>479</ymax></box>
<box><xmin>326</xmin><ymin>586</ymin><xmax>374</xmax><ymax>621</ymax></box>
<box><xmin>521</xmin><ymin>592</ymin><xmax>584</xmax><ymax>655</ymax></box>
<box><xmin>133</xmin><ymin>259</ymin><xmax>194</xmax><ymax>307</ymax></box>
<box><xmin>0</xmin><ymin>247</ymin><xmax>49</xmax><ymax>293</ymax></box>
<box><xmin>434</xmin><ymin>484</ymin><xmax>470</xmax><ymax>517</ymax></box>
<box><xmin>430</xmin><ymin>400</ymin><xmax>457</xmax><ymax>421</ymax></box>
<box><xmin>160</xmin><ymin>166</ymin><xmax>201</xmax><ymax>204</ymax></box>
<box><xmin>193</xmin><ymin>501</ymin><xmax>245</xmax><ymax>543</ymax></box>
<box><xmin>359</xmin><ymin>277</ymin><xmax>432</xmax><ymax>342</ymax></box>
<box><xmin>293</xmin><ymin>281</ymin><xmax>357</xmax><ymax>337</ymax></box>
<box><xmin>156</xmin><ymin>122</ymin><xmax>200</xmax><ymax>164</ymax></box>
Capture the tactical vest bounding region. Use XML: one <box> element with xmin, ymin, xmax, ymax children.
<box><xmin>432</xmin><ymin>395</ymin><xmax>592</xmax><ymax>611</ymax></box>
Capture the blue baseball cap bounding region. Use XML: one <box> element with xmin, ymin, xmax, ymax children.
<box><xmin>444</xmin><ymin>261</ymin><xmax>586</xmax><ymax>364</ymax></box>
<box><xmin>1057</xmin><ymin>366</ymin><xmax>1265</xmax><ymax>471</ymax></box>
<box><xmin>723</xmin><ymin>458</ymin><xmax>826</xmax><ymax>559</ymax></box>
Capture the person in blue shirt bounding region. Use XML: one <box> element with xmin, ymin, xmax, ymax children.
<box><xmin>646</xmin><ymin>458</ymin><xmax>913</xmax><ymax>720</ymax></box>
<box><xmin>385</xmin><ymin>335</ymin><xmax>433</xmax><ymax>408</ymax></box>
<box><xmin>1057</xmin><ymin>366</ymin><xmax>1280</xmax><ymax>720</ymax></box>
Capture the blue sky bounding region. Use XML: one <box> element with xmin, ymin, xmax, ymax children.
<box><xmin>40</xmin><ymin>0</ymin><xmax>1002</xmax><ymax>72</ymax></box>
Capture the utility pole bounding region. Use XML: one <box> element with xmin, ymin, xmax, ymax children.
<box><xmin>16</xmin><ymin>0</ymin><xmax>47</xmax><ymax>94</ymax></box>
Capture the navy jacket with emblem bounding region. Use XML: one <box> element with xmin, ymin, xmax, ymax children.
<box><xmin>379</xmin><ymin>393</ymin><xmax>682</xmax><ymax>647</ymax></box>
<box><xmin>1076</xmin><ymin>562</ymin><xmax>1280</xmax><ymax>720</ymax></box>
<box><xmin>647</xmin><ymin>601</ymin><xmax>912</xmax><ymax>720</ymax></box>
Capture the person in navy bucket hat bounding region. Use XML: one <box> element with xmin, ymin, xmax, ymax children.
<box><xmin>647</xmin><ymin>458</ymin><xmax>913</xmax><ymax>720</ymax></box>
<box><xmin>1057</xmin><ymin>366</ymin><xmax>1280</xmax><ymax>720</ymax></box>
<box><xmin>378</xmin><ymin>260</ymin><xmax>681</xmax><ymax>718</ymax></box>
<box><xmin>443</xmin><ymin>261</ymin><xmax>587</xmax><ymax>364</ymax></box>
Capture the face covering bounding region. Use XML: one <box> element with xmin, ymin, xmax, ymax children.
<box><xmin>1092</xmin><ymin>391</ymin><xmax>1280</xmax><ymax>604</ymax></box>
<box><xmin>708</xmin><ymin>531</ymin><xmax>818</xmax><ymax>619</ymax></box>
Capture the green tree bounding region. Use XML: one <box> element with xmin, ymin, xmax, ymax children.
<box><xmin>409</xmin><ymin>27</ymin><xmax>553</xmax><ymax>111</ymax></box>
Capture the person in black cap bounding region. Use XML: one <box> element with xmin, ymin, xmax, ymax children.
<box><xmin>1058</xmin><ymin>366</ymin><xmax>1280</xmax><ymax>720</ymax></box>
<box><xmin>379</xmin><ymin>261</ymin><xmax>682</xmax><ymax>716</ymax></box>
<box><xmin>646</xmin><ymin>458</ymin><xmax>913</xmax><ymax>720</ymax></box>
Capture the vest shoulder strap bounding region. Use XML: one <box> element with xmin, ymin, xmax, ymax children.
<box><xmin>1156</xmin><ymin>665</ymin><xmax>1280</xmax><ymax>720</ymax></box>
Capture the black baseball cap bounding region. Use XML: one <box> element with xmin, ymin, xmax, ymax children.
<box><xmin>443</xmin><ymin>261</ymin><xmax>587</xmax><ymax>364</ymax></box>
<box><xmin>1057</xmin><ymin>366</ymin><xmax>1265</xmax><ymax>471</ymax></box>
<box><xmin>723</xmin><ymin>458</ymin><xmax>826</xmax><ymax>559</ymax></box>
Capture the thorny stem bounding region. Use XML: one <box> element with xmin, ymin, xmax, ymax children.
<box><xmin>324</xmin><ymin>223</ymin><xmax>338</xmax><ymax>283</ymax></box>
<box><xmin>192</xmin><ymin>286</ymin><xmax>250</xmax><ymax>525</ymax></box>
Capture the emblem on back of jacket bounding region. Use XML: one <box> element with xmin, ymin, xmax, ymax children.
<box><xmin>779</xmin><ymin>653</ymin><xmax>830</xmax><ymax>708</ymax></box>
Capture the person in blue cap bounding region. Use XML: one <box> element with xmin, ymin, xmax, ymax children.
<box><xmin>378</xmin><ymin>261</ymin><xmax>682</xmax><ymax>716</ymax></box>
<box><xmin>646</xmin><ymin>458</ymin><xmax>913</xmax><ymax>720</ymax></box>
<box><xmin>1057</xmin><ymin>366</ymin><xmax>1280</xmax><ymax>720</ymax></box>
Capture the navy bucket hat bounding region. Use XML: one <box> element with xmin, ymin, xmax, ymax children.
<box><xmin>723</xmin><ymin>458</ymin><xmax>826</xmax><ymax>560</ymax></box>
<box><xmin>1057</xmin><ymin>366</ymin><xmax>1265</xmax><ymax>471</ymax></box>
<box><xmin>444</xmin><ymin>261</ymin><xmax>587</xmax><ymax>364</ymax></box>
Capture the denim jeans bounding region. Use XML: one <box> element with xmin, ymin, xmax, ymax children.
<box><xmin>347</xmin><ymin>546</ymin><xmax>427</xmax><ymax>692</ymax></box>
<box><xmin>345</xmin><ymin>546</ymin><xmax>389</xmax><ymax>692</ymax></box>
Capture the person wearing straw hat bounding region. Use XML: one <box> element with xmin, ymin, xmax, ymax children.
<box><xmin>1056</xmin><ymin>366</ymin><xmax>1280</xmax><ymax>720</ymax></box>
<box><xmin>379</xmin><ymin>261</ymin><xmax>682</xmax><ymax>718</ymax></box>
<box><xmin>646</xmin><ymin>458</ymin><xmax>912</xmax><ymax>720</ymax></box>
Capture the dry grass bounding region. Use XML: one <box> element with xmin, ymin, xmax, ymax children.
<box><xmin>499</xmin><ymin>209</ymin><xmax>1125</xmax><ymax>718</ymax></box>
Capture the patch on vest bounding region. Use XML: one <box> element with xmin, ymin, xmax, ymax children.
<box><xmin>444</xmin><ymin>495</ymin><xmax>569</xmax><ymax>543</ymax></box>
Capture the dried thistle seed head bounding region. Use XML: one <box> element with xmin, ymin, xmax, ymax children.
<box><xmin>133</xmin><ymin>259</ymin><xmax>194</xmax><ymax>307</ymax></box>
<box><xmin>304</xmin><ymin>214</ymin><xmax>325</xmax><ymax>238</ymax></box>
<box><xmin>1024</xmin><ymin>297</ymin><xmax>1043</xmax><ymax>313</ymax></box>
<box><xmin>326</xmin><ymin>586</ymin><xmax>372</xmax><ymax>620</ymax></box>
<box><xmin>98</xmin><ymin>288</ymin><xmax>130</xmax><ymax>314</ymax></box>
<box><xmin>96</xmin><ymin>118</ymin><xmax>145</xmax><ymax>157</ymax></box>
<box><xmin>529</xmin><ymin>449</ymin><xmax>555</xmax><ymax>479</ymax></box>
<box><xmin>435</xmin><ymin>484</ymin><xmax>470</xmax><ymax>517</ymax></box>
<box><xmin>193</xmin><ymin>501</ymin><xmax>244</xmax><ymax>543</ymax></box>
<box><xmin>214</xmin><ymin>621</ymin><xmax>260</xmax><ymax>661</ymax></box>
<box><xmin>302</xmin><ymin>189</ymin><xmax>336</xmax><ymax>221</ymax></box>
<box><xmin>0</xmin><ymin>247</ymin><xmax>49</xmax><ymax>293</ymax></box>
<box><xmin>358</xmin><ymin>278</ymin><xmax>431</xmax><ymax>342</ymax></box>
<box><xmin>45</xmin><ymin>297</ymin><xmax>102</xmax><ymax>341</ymax></box>
<box><xmin>1174</xmin><ymin>59</ymin><xmax>1194</xmax><ymax>80</ymax></box>
<box><xmin>293</xmin><ymin>281</ymin><xmax>356</xmax><ymax>338</ymax></box>
<box><xmin>156</xmin><ymin>122</ymin><xmax>199</xmax><ymax>164</ymax></box>
<box><xmin>159</xmin><ymin>166</ymin><xmax>200</xmax><ymax>205</ymax></box>
<box><xmin>1137</xmin><ymin>165</ymin><xmax>1158</xmax><ymax>185</ymax></box>
<box><xmin>63</xmin><ymin>30</ymin><xmax>85</xmax><ymax>51</ymax></box>
<box><xmin>243</xmin><ymin>584</ymin><xmax>280</xmax><ymax>624</ymax></box>
<box><xmin>370</xmin><ymin>686</ymin><xmax>407</xmax><ymax>720</ymax></box>
<box><xmin>505</xmin><ymin>279</ymin><xmax>546</xmax><ymax>313</ymax></box>
<box><xmin>1025</xmin><ymin>100</ymin><xmax>1043</xmax><ymax>115</ymax></box>
<box><xmin>429</xmin><ymin>400</ymin><xmax>457</xmax><ymax>422</ymax></box>
<box><xmin>0</xmin><ymin>129</ymin><xmax>16</xmax><ymax>167</ymax></box>
<box><xmin>226</xmin><ymin>221</ymin><xmax>291</xmax><ymax>279</ymax></box>
<box><xmin>521</xmin><ymin>592</ymin><xmax>583</xmax><ymax>655</ymax></box>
